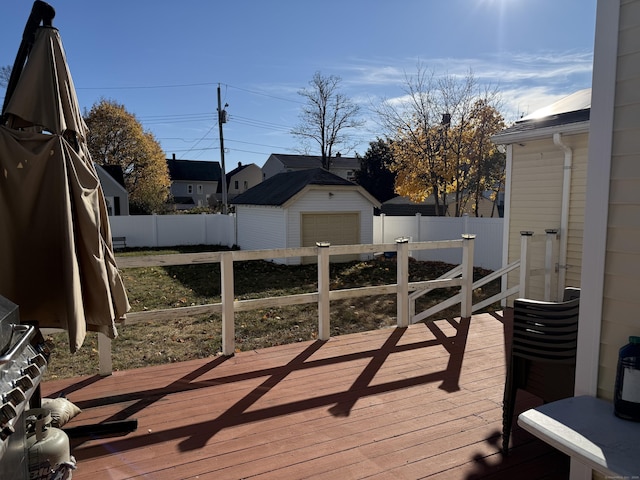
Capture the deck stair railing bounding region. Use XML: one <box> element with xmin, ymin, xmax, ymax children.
<box><xmin>93</xmin><ymin>231</ymin><xmax>556</xmax><ymax>375</ymax></box>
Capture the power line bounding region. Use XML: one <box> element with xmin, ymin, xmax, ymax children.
<box><xmin>223</xmin><ymin>83</ymin><xmax>304</xmax><ymax>105</ymax></box>
<box><xmin>174</xmin><ymin>123</ymin><xmax>216</xmax><ymax>160</ymax></box>
<box><xmin>74</xmin><ymin>80</ymin><xmax>304</xmax><ymax>106</ymax></box>
<box><xmin>77</xmin><ymin>82</ymin><xmax>218</xmax><ymax>91</ymax></box>
<box><xmin>230</xmin><ymin>115</ymin><xmax>292</xmax><ymax>132</ymax></box>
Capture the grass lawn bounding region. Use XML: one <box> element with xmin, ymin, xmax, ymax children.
<box><xmin>43</xmin><ymin>245</ymin><xmax>501</xmax><ymax>380</ymax></box>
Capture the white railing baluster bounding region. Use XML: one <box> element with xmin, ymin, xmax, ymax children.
<box><xmin>98</xmin><ymin>333</ymin><xmax>112</xmax><ymax>376</ymax></box>
<box><xmin>317</xmin><ymin>242</ymin><xmax>331</xmax><ymax>340</ymax></box>
<box><xmin>519</xmin><ymin>231</ymin><xmax>533</xmax><ymax>299</ymax></box>
<box><xmin>396</xmin><ymin>237</ymin><xmax>410</xmax><ymax>328</ymax></box>
<box><xmin>545</xmin><ymin>229</ymin><xmax>558</xmax><ymax>301</ymax></box>
<box><xmin>221</xmin><ymin>251</ymin><xmax>235</xmax><ymax>355</ymax></box>
<box><xmin>460</xmin><ymin>234</ymin><xmax>476</xmax><ymax>319</ymax></box>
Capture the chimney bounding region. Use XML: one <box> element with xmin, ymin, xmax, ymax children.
<box><xmin>238</xmin><ymin>161</ymin><xmax>242</xmax><ymax>168</ymax></box>
<box><xmin>172</xmin><ymin>153</ymin><xmax>176</xmax><ymax>160</ymax></box>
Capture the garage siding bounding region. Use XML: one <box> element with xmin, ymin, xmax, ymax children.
<box><xmin>235</xmin><ymin>205</ymin><xmax>286</xmax><ymax>252</ymax></box>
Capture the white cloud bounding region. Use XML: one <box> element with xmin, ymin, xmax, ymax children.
<box><xmin>338</xmin><ymin>49</ymin><xmax>592</xmax><ymax>125</ymax></box>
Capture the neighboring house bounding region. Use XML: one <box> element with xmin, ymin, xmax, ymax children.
<box><xmin>231</xmin><ymin>168</ymin><xmax>380</xmax><ymax>265</ymax></box>
<box><xmin>166</xmin><ymin>155</ymin><xmax>221</xmax><ymax>210</ymax></box>
<box><xmin>492</xmin><ymin>88</ymin><xmax>590</xmax><ymax>302</ymax></box>
<box><xmin>380</xmin><ymin>193</ymin><xmax>501</xmax><ymax>218</ymax></box>
<box><xmin>217</xmin><ymin>162</ymin><xmax>262</xmax><ymax>200</ymax></box>
<box><xmin>262</xmin><ymin>153</ymin><xmax>360</xmax><ymax>182</ymax></box>
<box><xmin>95</xmin><ymin>163</ymin><xmax>129</xmax><ymax>216</ymax></box>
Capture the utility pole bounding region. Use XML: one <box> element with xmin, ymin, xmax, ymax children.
<box><xmin>217</xmin><ymin>84</ymin><xmax>228</xmax><ymax>214</ymax></box>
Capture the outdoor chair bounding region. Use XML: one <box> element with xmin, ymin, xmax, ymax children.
<box><xmin>501</xmin><ymin>288</ymin><xmax>580</xmax><ymax>454</ymax></box>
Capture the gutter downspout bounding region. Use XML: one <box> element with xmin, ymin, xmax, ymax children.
<box><xmin>553</xmin><ymin>132</ymin><xmax>573</xmax><ymax>300</ymax></box>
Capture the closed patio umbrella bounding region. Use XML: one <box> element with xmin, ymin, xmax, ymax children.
<box><xmin>0</xmin><ymin>1</ymin><xmax>130</xmax><ymax>353</ymax></box>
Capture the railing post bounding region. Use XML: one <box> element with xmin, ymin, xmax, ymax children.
<box><xmin>380</xmin><ymin>213</ymin><xmax>385</xmax><ymax>243</ymax></box>
<box><xmin>317</xmin><ymin>242</ymin><xmax>331</xmax><ymax>340</ymax></box>
<box><xmin>221</xmin><ymin>251</ymin><xmax>235</xmax><ymax>355</ymax></box>
<box><xmin>98</xmin><ymin>333</ymin><xmax>112</xmax><ymax>376</ymax></box>
<box><xmin>460</xmin><ymin>234</ymin><xmax>476</xmax><ymax>319</ymax></box>
<box><xmin>519</xmin><ymin>231</ymin><xmax>534</xmax><ymax>299</ymax></box>
<box><xmin>396</xmin><ymin>237</ymin><xmax>410</xmax><ymax>327</ymax></box>
<box><xmin>545</xmin><ymin>229</ymin><xmax>558</xmax><ymax>301</ymax></box>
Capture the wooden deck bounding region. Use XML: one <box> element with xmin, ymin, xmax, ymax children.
<box><xmin>42</xmin><ymin>311</ymin><xmax>569</xmax><ymax>479</ymax></box>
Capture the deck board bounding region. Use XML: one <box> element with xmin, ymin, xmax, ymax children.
<box><xmin>42</xmin><ymin>311</ymin><xmax>569</xmax><ymax>479</ymax></box>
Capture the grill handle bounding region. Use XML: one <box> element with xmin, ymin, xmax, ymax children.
<box><xmin>0</xmin><ymin>325</ymin><xmax>35</xmax><ymax>365</ymax></box>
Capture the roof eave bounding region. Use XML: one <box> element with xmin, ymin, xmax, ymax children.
<box><xmin>281</xmin><ymin>184</ymin><xmax>381</xmax><ymax>209</ymax></box>
<box><xmin>492</xmin><ymin>120</ymin><xmax>590</xmax><ymax>145</ymax></box>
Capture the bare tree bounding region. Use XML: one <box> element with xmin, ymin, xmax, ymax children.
<box><xmin>373</xmin><ymin>65</ymin><xmax>504</xmax><ymax>216</ymax></box>
<box><xmin>0</xmin><ymin>65</ymin><xmax>12</xmax><ymax>88</ymax></box>
<box><xmin>291</xmin><ymin>72</ymin><xmax>364</xmax><ymax>169</ymax></box>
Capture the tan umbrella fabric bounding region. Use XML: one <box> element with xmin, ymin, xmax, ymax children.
<box><xmin>0</xmin><ymin>27</ymin><xmax>129</xmax><ymax>352</ymax></box>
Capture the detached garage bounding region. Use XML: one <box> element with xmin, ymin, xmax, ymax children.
<box><xmin>231</xmin><ymin>168</ymin><xmax>380</xmax><ymax>264</ymax></box>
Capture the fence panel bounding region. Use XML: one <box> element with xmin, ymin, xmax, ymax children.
<box><xmin>109</xmin><ymin>213</ymin><xmax>501</xmax><ymax>269</ymax></box>
<box><xmin>373</xmin><ymin>215</ymin><xmax>503</xmax><ymax>270</ymax></box>
<box><xmin>109</xmin><ymin>214</ymin><xmax>236</xmax><ymax>248</ymax></box>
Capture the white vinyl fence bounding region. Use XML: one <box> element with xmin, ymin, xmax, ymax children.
<box><xmin>108</xmin><ymin>213</ymin><xmax>503</xmax><ymax>270</ymax></box>
<box><xmin>109</xmin><ymin>213</ymin><xmax>236</xmax><ymax>248</ymax></box>
<box><xmin>373</xmin><ymin>214</ymin><xmax>503</xmax><ymax>270</ymax></box>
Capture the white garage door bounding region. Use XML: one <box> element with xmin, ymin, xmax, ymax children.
<box><xmin>301</xmin><ymin>212</ymin><xmax>360</xmax><ymax>263</ymax></box>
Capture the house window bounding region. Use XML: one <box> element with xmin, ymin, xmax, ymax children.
<box><xmin>197</xmin><ymin>184</ymin><xmax>203</xmax><ymax>194</ymax></box>
<box><xmin>104</xmin><ymin>196</ymin><xmax>114</xmax><ymax>216</ymax></box>
<box><xmin>346</xmin><ymin>170</ymin><xmax>355</xmax><ymax>181</ymax></box>
<box><xmin>243</xmin><ymin>180</ymin><xmax>248</xmax><ymax>190</ymax></box>
<box><xmin>187</xmin><ymin>184</ymin><xmax>193</xmax><ymax>194</ymax></box>
<box><xmin>234</xmin><ymin>180</ymin><xmax>239</xmax><ymax>190</ymax></box>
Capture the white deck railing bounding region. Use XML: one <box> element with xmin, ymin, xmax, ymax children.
<box><xmin>95</xmin><ymin>233</ymin><xmax>547</xmax><ymax>375</ymax></box>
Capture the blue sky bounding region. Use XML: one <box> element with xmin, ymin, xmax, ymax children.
<box><xmin>1</xmin><ymin>1</ymin><xmax>597</xmax><ymax>167</ymax></box>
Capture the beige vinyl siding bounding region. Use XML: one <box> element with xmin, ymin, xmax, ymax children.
<box><xmin>599</xmin><ymin>0</ymin><xmax>640</xmax><ymax>400</ymax></box>
<box><xmin>507</xmin><ymin>139</ymin><xmax>564</xmax><ymax>301</ymax></box>
<box><xmin>506</xmin><ymin>134</ymin><xmax>589</xmax><ymax>301</ymax></box>
<box><xmin>565</xmin><ymin>134</ymin><xmax>589</xmax><ymax>288</ymax></box>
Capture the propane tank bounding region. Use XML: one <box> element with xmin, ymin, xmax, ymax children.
<box><xmin>26</xmin><ymin>408</ymin><xmax>75</xmax><ymax>479</ymax></box>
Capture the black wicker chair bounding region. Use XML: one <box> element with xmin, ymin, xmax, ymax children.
<box><xmin>502</xmin><ymin>288</ymin><xmax>580</xmax><ymax>454</ymax></box>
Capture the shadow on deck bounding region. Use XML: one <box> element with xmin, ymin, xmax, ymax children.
<box><xmin>42</xmin><ymin>310</ymin><xmax>569</xmax><ymax>479</ymax></box>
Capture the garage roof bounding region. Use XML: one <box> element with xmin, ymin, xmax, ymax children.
<box><xmin>231</xmin><ymin>168</ymin><xmax>357</xmax><ymax>206</ymax></box>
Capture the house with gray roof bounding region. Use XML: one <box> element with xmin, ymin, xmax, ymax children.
<box><xmin>231</xmin><ymin>168</ymin><xmax>380</xmax><ymax>264</ymax></box>
<box><xmin>166</xmin><ymin>156</ymin><xmax>221</xmax><ymax>210</ymax></box>
<box><xmin>262</xmin><ymin>153</ymin><xmax>360</xmax><ymax>182</ymax></box>
<box><xmin>492</xmin><ymin>88</ymin><xmax>590</xmax><ymax>303</ymax></box>
<box><xmin>217</xmin><ymin>162</ymin><xmax>262</xmax><ymax>200</ymax></box>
